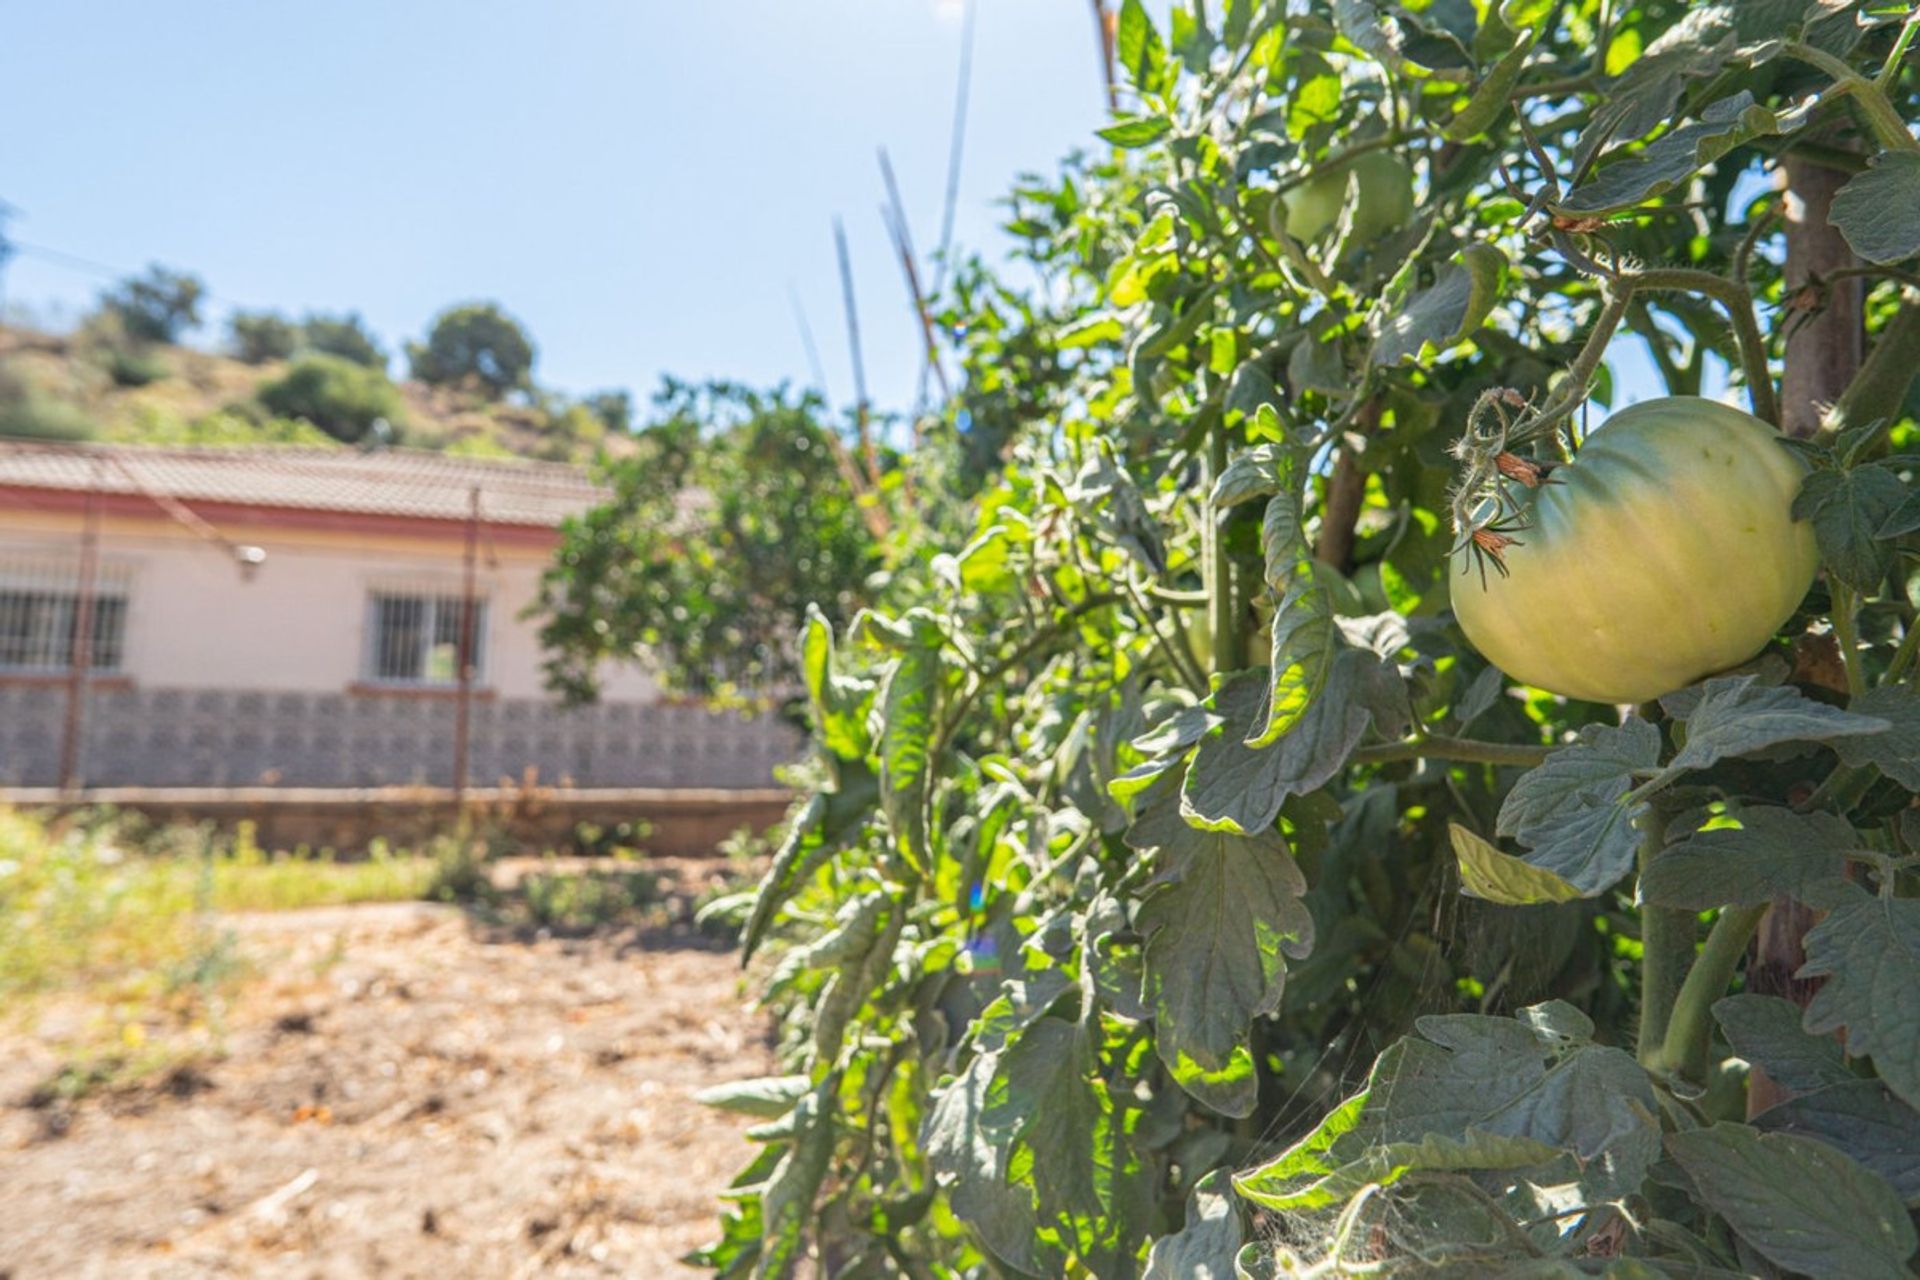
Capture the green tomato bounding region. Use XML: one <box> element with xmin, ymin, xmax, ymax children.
<box><xmin>1278</xmin><ymin>152</ymin><xmax>1415</xmax><ymax>246</ymax></box>
<box><xmin>1449</xmin><ymin>397</ymin><xmax>1816</xmax><ymax>705</ymax></box>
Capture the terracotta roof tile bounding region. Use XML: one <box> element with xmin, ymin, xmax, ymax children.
<box><xmin>0</xmin><ymin>441</ymin><xmax>606</xmax><ymax>527</ymax></box>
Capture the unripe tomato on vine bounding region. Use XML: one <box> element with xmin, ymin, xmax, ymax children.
<box><xmin>1448</xmin><ymin>397</ymin><xmax>1817</xmax><ymax>705</ymax></box>
<box><xmin>1277</xmin><ymin>151</ymin><xmax>1415</xmax><ymax>246</ymax></box>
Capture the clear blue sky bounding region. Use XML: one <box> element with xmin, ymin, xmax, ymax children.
<box><xmin>0</xmin><ymin>1</ymin><xmax>1114</xmax><ymax>413</ymax></box>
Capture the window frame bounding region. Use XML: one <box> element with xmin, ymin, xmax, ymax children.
<box><xmin>0</xmin><ymin>587</ymin><xmax>130</xmax><ymax>674</ymax></box>
<box><xmin>360</xmin><ymin>591</ymin><xmax>489</xmax><ymax>688</ymax></box>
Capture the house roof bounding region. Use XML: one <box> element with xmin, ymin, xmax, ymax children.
<box><xmin>0</xmin><ymin>441</ymin><xmax>607</xmax><ymax>528</ymax></box>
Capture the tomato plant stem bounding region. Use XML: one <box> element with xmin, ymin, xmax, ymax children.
<box><xmin>1832</xmin><ymin>583</ymin><xmax>1868</xmax><ymax>699</ymax></box>
<box><xmin>1658</xmin><ymin>903</ymin><xmax>1769</xmax><ymax>1084</ymax></box>
<box><xmin>1631</xmin><ymin>269</ymin><xmax>1779</xmax><ymax>426</ymax></box>
<box><xmin>1785</xmin><ymin>40</ymin><xmax>1920</xmax><ymax>153</ymax></box>
<box><xmin>1205</xmin><ymin>426</ymin><xmax>1244</xmax><ymax>676</ymax></box>
<box><xmin>1635</xmin><ymin>810</ymin><xmax>1694</xmax><ymax>1070</ymax></box>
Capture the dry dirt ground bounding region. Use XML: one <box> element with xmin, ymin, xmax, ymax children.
<box><xmin>0</xmin><ymin>862</ymin><xmax>774</xmax><ymax>1279</ymax></box>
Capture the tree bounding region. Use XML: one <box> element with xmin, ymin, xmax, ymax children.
<box><xmin>687</xmin><ymin>4</ymin><xmax>1920</xmax><ymax>1277</ymax></box>
<box><xmin>227</xmin><ymin>310</ymin><xmax>299</xmax><ymax>364</ymax></box>
<box><xmin>537</xmin><ymin>380</ymin><xmax>878</xmax><ymax>701</ymax></box>
<box><xmin>256</xmin><ymin>354</ymin><xmax>404</xmax><ymax>444</ymax></box>
<box><xmin>97</xmin><ymin>264</ymin><xmax>203</xmax><ymax>345</ymax></box>
<box><xmin>582</xmin><ymin>389</ymin><xmax>633</xmax><ymax>434</ymax></box>
<box><xmin>407</xmin><ymin>302</ymin><xmax>535</xmax><ymax>397</ymax></box>
<box><xmin>299</xmin><ymin>311</ymin><xmax>386</xmax><ymax>369</ymax></box>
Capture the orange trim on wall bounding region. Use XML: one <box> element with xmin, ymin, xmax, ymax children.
<box><xmin>0</xmin><ymin>485</ymin><xmax>564</xmax><ymax>550</ymax></box>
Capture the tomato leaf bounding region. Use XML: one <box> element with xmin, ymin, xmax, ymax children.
<box><xmin>1097</xmin><ymin>116</ymin><xmax>1173</xmax><ymax>149</ymax></box>
<box><xmin>1116</xmin><ymin>0</ymin><xmax>1167</xmax><ymax>92</ymax></box>
<box><xmin>1754</xmin><ymin>1080</ymin><xmax>1920</xmax><ymax>1206</ymax></box>
<box><xmin>801</xmin><ymin>604</ymin><xmax>876</xmax><ymax>761</ymax></box>
<box><xmin>1642</xmin><ymin>807</ymin><xmax>1858</xmax><ymax>909</ymax></box>
<box><xmin>1716</xmin><ymin>993</ymin><xmax>1858</xmax><ymax>1094</ymax></box>
<box><xmin>1801</xmin><ymin>886</ymin><xmax>1920</xmax><ymax>1112</ymax></box>
<box><xmin>1182</xmin><ymin>652</ymin><xmax>1407</xmax><ymax>835</ymax></box>
<box><xmin>1793</xmin><ymin>464</ymin><xmax>1910</xmax><ymax>592</ymax></box>
<box><xmin>1128</xmin><ymin>774</ymin><xmax>1315</xmax><ymax>1115</ymax></box>
<box><xmin>693</xmin><ymin>1074</ymin><xmax>813</xmax><ymax>1119</ymax></box>
<box><xmin>1143</xmin><ymin>1171</ymin><xmax>1242</xmax><ymax>1280</ymax></box>
<box><xmin>1449</xmin><ymin>822</ymin><xmax>1582</xmax><ymax>905</ymax></box>
<box><xmin>1658</xmin><ymin>674</ymin><xmax>1889</xmax><ymax>781</ymax></box>
<box><xmin>1064</xmin><ymin>442</ymin><xmax>1169</xmax><ymax>576</ymax></box>
<box><xmin>1560</xmin><ymin>91</ymin><xmax>1784</xmax><ymax>215</ymax></box>
<box><xmin>1370</xmin><ymin>244</ymin><xmax>1507</xmax><ymax>367</ymax></box>
<box><xmin>758</xmin><ymin>1074</ymin><xmax>840</xmax><ymax>1276</ymax></box>
<box><xmin>1253</xmin><ymin>473</ymin><xmax>1339</xmax><ymax>747</ymax></box>
<box><xmin>1831</xmin><ymin>152</ymin><xmax>1920</xmax><ymax>266</ymax></box>
<box><xmin>1667</xmin><ymin>1123</ymin><xmax>1917</xmax><ymax>1280</ymax></box>
<box><xmin>1441</xmin><ymin>35</ymin><xmax>1533</xmax><ymax>142</ymax></box>
<box><xmin>1833</xmin><ymin>684</ymin><xmax>1920</xmax><ymax>789</ymax></box>
<box><xmin>1209</xmin><ymin>444</ymin><xmax>1289</xmax><ymax>511</ymax></box>
<box><xmin>923</xmin><ymin>1052</ymin><xmax>1055</xmax><ymax>1276</ymax></box>
<box><xmin>1496</xmin><ymin>718</ymin><xmax>1660</xmax><ymax>897</ymax></box>
<box><xmin>876</xmin><ymin>615</ymin><xmax>945</xmax><ymax>875</ymax></box>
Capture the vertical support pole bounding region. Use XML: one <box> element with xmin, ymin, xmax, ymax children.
<box><xmin>1747</xmin><ymin>155</ymin><xmax>1865</xmax><ymax>1118</ymax></box>
<box><xmin>60</xmin><ymin>457</ymin><xmax>105</xmax><ymax>795</ymax></box>
<box><xmin>453</xmin><ymin>485</ymin><xmax>480</xmax><ymax>808</ymax></box>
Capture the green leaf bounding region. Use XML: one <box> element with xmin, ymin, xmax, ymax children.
<box><xmin>1801</xmin><ymin>886</ymin><xmax>1920</xmax><ymax>1112</ymax></box>
<box><xmin>1793</xmin><ymin>464</ymin><xmax>1910</xmax><ymax>592</ymax></box>
<box><xmin>1182</xmin><ymin>651</ymin><xmax>1406</xmax><ymax>835</ymax></box>
<box><xmin>1253</xmin><ymin>477</ymin><xmax>1338</xmax><ymax>748</ymax></box>
<box><xmin>1560</xmin><ymin>92</ymin><xmax>1783</xmax><ymax>215</ymax></box>
<box><xmin>801</xmin><ymin>605</ymin><xmax>876</xmax><ymax>760</ymax></box>
<box><xmin>1210</xmin><ymin>444</ymin><xmax>1289</xmax><ymax>511</ymax></box>
<box><xmin>1238</xmin><ymin>1005</ymin><xmax>1661</xmax><ymax>1211</ymax></box>
<box><xmin>878</xmin><ymin>614</ymin><xmax>945</xmax><ymax>874</ymax></box>
<box><xmin>1097</xmin><ymin>115</ymin><xmax>1173</xmax><ymax>149</ymax></box>
<box><xmin>695</xmin><ymin>1074</ymin><xmax>813</xmax><ymax>1119</ymax></box>
<box><xmin>1667</xmin><ymin>1122</ymin><xmax>1917</xmax><ymax>1280</ymax></box>
<box><xmin>1450</xmin><ymin>822</ymin><xmax>1581</xmax><ymax>905</ymax></box>
<box><xmin>1441</xmin><ymin>37</ymin><xmax>1533</xmax><ymax>142</ymax></box>
<box><xmin>1116</xmin><ymin>0</ymin><xmax>1166</xmax><ymax>91</ymax></box>
<box><xmin>1831</xmin><ymin>152</ymin><xmax>1920</xmax><ymax>266</ymax></box>
<box><xmin>1642</xmin><ymin>807</ymin><xmax>1857</xmax><ymax>909</ymax></box>
<box><xmin>1130</xmin><ymin>778</ymin><xmax>1315</xmax><ymax>1116</ymax></box>
<box><xmin>758</xmin><ymin>1074</ymin><xmax>839</xmax><ymax>1277</ymax></box>
<box><xmin>923</xmin><ymin>1052</ymin><xmax>1054</xmax><ymax>1276</ymax></box>
<box><xmin>1880</xmin><ymin>488</ymin><xmax>1920</xmax><ymax>538</ymax></box>
<box><xmin>1064</xmin><ymin>442</ymin><xmax>1168</xmax><ymax>575</ymax></box>
<box><xmin>1055</xmin><ymin>313</ymin><xmax>1126</xmax><ymax>349</ymax></box>
<box><xmin>1755</xmin><ymin>1080</ymin><xmax>1920</xmax><ymax>1206</ymax></box>
<box><xmin>1715</xmin><ymin>994</ymin><xmax>1857</xmax><ymax>1094</ymax></box>
<box><xmin>1370</xmin><ymin>245</ymin><xmax>1507</xmax><ymax>367</ymax></box>
<box><xmin>742</xmin><ymin>764</ymin><xmax>878</xmax><ymax>961</ymax></box>
<box><xmin>1496</xmin><ymin>719</ymin><xmax>1660</xmax><ymax>897</ymax></box>
<box><xmin>1661</xmin><ymin>674</ymin><xmax>1888</xmax><ymax>779</ymax></box>
<box><xmin>1833</xmin><ymin>684</ymin><xmax>1920</xmax><ymax>789</ymax></box>
<box><xmin>1144</xmin><ymin>1171</ymin><xmax>1243</xmax><ymax>1279</ymax></box>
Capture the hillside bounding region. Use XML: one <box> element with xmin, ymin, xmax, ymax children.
<box><xmin>0</xmin><ymin>324</ymin><xmax>628</xmax><ymax>463</ymax></box>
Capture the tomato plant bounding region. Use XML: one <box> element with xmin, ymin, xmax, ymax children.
<box><xmin>668</xmin><ymin>2</ymin><xmax>1920</xmax><ymax>1276</ymax></box>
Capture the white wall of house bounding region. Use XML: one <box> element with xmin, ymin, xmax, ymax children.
<box><xmin>0</xmin><ymin>511</ymin><xmax>656</xmax><ymax>703</ymax></box>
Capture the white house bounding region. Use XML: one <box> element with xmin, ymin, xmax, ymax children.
<box><xmin>0</xmin><ymin>441</ymin><xmax>798</xmax><ymax>790</ymax></box>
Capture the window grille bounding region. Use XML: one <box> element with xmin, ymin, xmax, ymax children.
<box><xmin>0</xmin><ymin>558</ymin><xmax>131</xmax><ymax>672</ymax></box>
<box><xmin>364</xmin><ymin>593</ymin><xmax>486</xmax><ymax>686</ymax></box>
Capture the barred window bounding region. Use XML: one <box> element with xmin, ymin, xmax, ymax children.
<box><xmin>365</xmin><ymin>593</ymin><xmax>485</xmax><ymax>686</ymax></box>
<box><xmin>0</xmin><ymin>590</ymin><xmax>127</xmax><ymax>672</ymax></box>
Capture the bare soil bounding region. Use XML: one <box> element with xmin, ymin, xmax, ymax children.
<box><xmin>0</xmin><ymin>862</ymin><xmax>772</xmax><ymax>1278</ymax></box>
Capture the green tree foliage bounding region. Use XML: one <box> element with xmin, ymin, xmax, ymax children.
<box><xmin>407</xmin><ymin>302</ymin><xmax>535</xmax><ymax>398</ymax></box>
<box><xmin>582</xmin><ymin>388</ymin><xmax>633</xmax><ymax>434</ymax></box>
<box><xmin>256</xmin><ymin>354</ymin><xmax>404</xmax><ymax>444</ymax></box>
<box><xmin>96</xmin><ymin>264</ymin><xmax>204</xmax><ymax>344</ymax></box>
<box><xmin>673</xmin><ymin>3</ymin><xmax>1920</xmax><ymax>1276</ymax></box>
<box><xmin>537</xmin><ymin>380</ymin><xmax>879</xmax><ymax>701</ymax></box>
<box><xmin>228</xmin><ymin>309</ymin><xmax>300</xmax><ymax>364</ymax></box>
<box><xmin>299</xmin><ymin>311</ymin><xmax>387</xmax><ymax>369</ymax></box>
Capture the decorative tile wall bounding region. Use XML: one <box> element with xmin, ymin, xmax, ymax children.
<box><xmin>0</xmin><ymin>686</ymin><xmax>803</xmax><ymax>789</ymax></box>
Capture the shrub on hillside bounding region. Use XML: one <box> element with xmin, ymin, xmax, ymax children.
<box><xmin>96</xmin><ymin>265</ymin><xmax>204</xmax><ymax>345</ymax></box>
<box><xmin>256</xmin><ymin>354</ymin><xmax>403</xmax><ymax>444</ymax></box>
<box><xmin>300</xmin><ymin>312</ymin><xmax>386</xmax><ymax>370</ymax></box>
<box><xmin>228</xmin><ymin>310</ymin><xmax>299</xmax><ymax>364</ymax></box>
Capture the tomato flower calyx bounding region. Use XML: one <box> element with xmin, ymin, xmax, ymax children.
<box><xmin>1494</xmin><ymin>452</ymin><xmax>1558</xmax><ymax>488</ymax></box>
